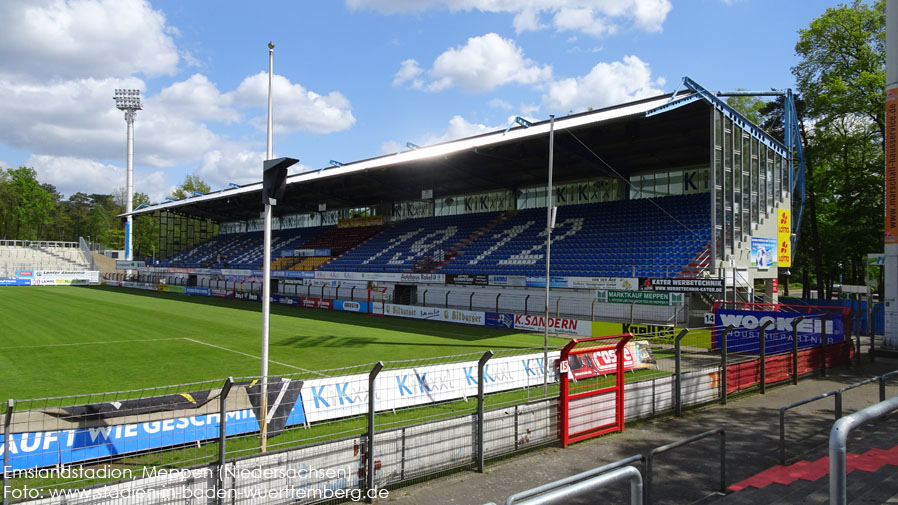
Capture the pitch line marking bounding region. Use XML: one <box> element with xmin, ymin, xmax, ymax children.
<box><xmin>0</xmin><ymin>337</ymin><xmax>184</xmax><ymax>350</ymax></box>
<box><xmin>183</xmin><ymin>337</ymin><xmax>324</xmax><ymax>375</ymax></box>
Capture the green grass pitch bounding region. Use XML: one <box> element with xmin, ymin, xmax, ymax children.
<box><xmin>0</xmin><ymin>286</ymin><xmax>551</xmax><ymax>401</ymax></box>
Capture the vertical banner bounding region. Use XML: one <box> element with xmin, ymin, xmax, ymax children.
<box><xmin>887</xmin><ymin>87</ymin><xmax>898</xmax><ymax>244</ymax></box>
<box><xmin>777</xmin><ymin>208</ymin><xmax>791</xmax><ymax>267</ymax></box>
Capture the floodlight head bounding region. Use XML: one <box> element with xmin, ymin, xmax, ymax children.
<box><xmin>114</xmin><ymin>88</ymin><xmax>142</xmax><ymax>111</ymax></box>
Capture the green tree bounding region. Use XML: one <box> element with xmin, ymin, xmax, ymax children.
<box><xmin>132</xmin><ymin>192</ymin><xmax>158</xmax><ymax>260</ymax></box>
<box><xmin>3</xmin><ymin>167</ymin><xmax>54</xmax><ymax>240</ymax></box>
<box><xmin>726</xmin><ymin>92</ymin><xmax>765</xmax><ymax>125</ymax></box>
<box><xmin>792</xmin><ymin>0</ymin><xmax>885</xmax><ymax>298</ymax></box>
<box><xmin>64</xmin><ymin>192</ymin><xmax>93</xmax><ymax>241</ymax></box>
<box><xmin>170</xmin><ymin>173</ymin><xmax>211</xmax><ymax>200</ymax></box>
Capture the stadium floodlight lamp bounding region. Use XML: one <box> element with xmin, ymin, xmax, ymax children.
<box><xmin>228</xmin><ymin>182</ymin><xmax>240</xmax><ymax>189</ymax></box>
<box><xmin>406</xmin><ymin>142</ymin><xmax>420</xmax><ymax>150</ymax></box>
<box><xmin>191</xmin><ymin>191</ymin><xmax>204</xmax><ymax>197</ymax></box>
<box><xmin>329</xmin><ymin>160</ymin><xmax>343</xmax><ymax>167</ymax></box>
<box><xmin>114</xmin><ymin>89</ymin><xmax>143</xmax><ymax>112</ymax></box>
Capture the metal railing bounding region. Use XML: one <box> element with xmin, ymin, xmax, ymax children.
<box><xmin>644</xmin><ymin>427</ymin><xmax>726</xmax><ymax>505</ymax></box>
<box><xmin>485</xmin><ymin>466</ymin><xmax>644</xmax><ymax>505</ymax></box>
<box><xmin>829</xmin><ymin>395</ymin><xmax>898</xmax><ymax>505</ymax></box>
<box><xmin>779</xmin><ymin>372</ymin><xmax>897</xmax><ymax>464</ymax></box>
<box><xmin>496</xmin><ymin>454</ymin><xmax>646</xmax><ymax>505</ymax></box>
<box><xmin>487</xmin><ymin>428</ymin><xmax>726</xmax><ymax>505</ymax></box>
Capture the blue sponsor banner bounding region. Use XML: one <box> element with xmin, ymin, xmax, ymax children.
<box><xmin>1</xmin><ymin>405</ymin><xmax>305</xmax><ymax>471</ymax></box>
<box><xmin>485</xmin><ymin>312</ymin><xmax>515</xmax><ymax>329</ymax></box>
<box><xmin>333</xmin><ymin>299</ymin><xmax>368</xmax><ymax>313</ymax></box>
<box><xmin>271</xmin><ymin>295</ymin><xmax>300</xmax><ymax>306</ymax></box>
<box><xmin>251</xmin><ymin>269</ymin><xmax>265</xmax><ymax>277</ymax></box>
<box><xmin>714</xmin><ymin>309</ymin><xmax>844</xmax><ymax>354</ymax></box>
<box><xmin>0</xmin><ymin>278</ymin><xmax>31</xmax><ymax>286</ymax></box>
<box><xmin>185</xmin><ymin>286</ymin><xmax>211</xmax><ymax>296</ymax></box>
<box><xmin>525</xmin><ymin>276</ymin><xmax>569</xmax><ymax>288</ymax></box>
<box><xmin>271</xmin><ymin>270</ymin><xmax>307</xmax><ymax>278</ymax></box>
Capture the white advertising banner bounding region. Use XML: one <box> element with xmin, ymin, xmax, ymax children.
<box><xmin>383</xmin><ymin>304</ymin><xmax>486</xmax><ymax>326</ymax></box>
<box><xmin>20</xmin><ymin>270</ymin><xmax>99</xmax><ymax>285</ymax></box>
<box><xmin>300</xmin><ymin>351</ymin><xmax>560</xmax><ymax>423</ymax></box>
<box><xmin>568</xmin><ymin>277</ymin><xmax>638</xmax><ymax>291</ymax></box>
<box><xmin>512</xmin><ymin>314</ymin><xmax>592</xmax><ymax>337</ymax></box>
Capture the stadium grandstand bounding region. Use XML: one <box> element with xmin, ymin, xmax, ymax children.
<box><xmin>123</xmin><ymin>77</ymin><xmax>805</xmax><ymax>326</ymax></box>
<box><xmin>0</xmin><ymin>239</ymin><xmax>94</xmax><ymax>280</ymax></box>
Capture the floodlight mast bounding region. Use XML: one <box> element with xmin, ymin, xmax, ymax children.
<box><xmin>113</xmin><ymin>89</ymin><xmax>142</xmax><ymax>262</ymax></box>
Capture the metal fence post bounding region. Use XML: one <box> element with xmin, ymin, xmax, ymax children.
<box><xmin>556</xmin><ymin>297</ymin><xmax>561</xmax><ymax>320</ymax></box>
<box><xmin>496</xmin><ymin>293</ymin><xmax>501</xmax><ymax>313</ymax></box>
<box><xmin>367</xmin><ymin>362</ymin><xmax>384</xmax><ymax>501</ymax></box>
<box><xmin>759</xmin><ymin>320</ymin><xmax>771</xmax><ymax>394</ymax></box>
<box><xmin>470</xmin><ymin>292</ymin><xmax>475</xmax><ymax>310</ymax></box>
<box><xmin>674</xmin><ymin>329</ymin><xmax>689</xmax><ymax>416</ymax></box>
<box><xmin>477</xmin><ymin>350</ymin><xmax>494</xmax><ymax>473</ymax></box>
<box><xmin>721</xmin><ymin>325</ymin><xmax>732</xmax><ymax>405</ymax></box>
<box><xmin>591</xmin><ymin>299</ymin><xmax>596</xmax><ymax>320</ymax></box>
<box><xmin>820</xmin><ymin>315</ymin><xmax>830</xmax><ymax>377</ymax></box>
<box><xmin>3</xmin><ymin>400</ymin><xmax>13</xmax><ymax>505</ymax></box>
<box><xmin>524</xmin><ymin>295</ymin><xmax>530</xmax><ymax>315</ymax></box>
<box><xmin>792</xmin><ymin>316</ymin><xmax>803</xmax><ymax>386</ymax></box>
<box><xmin>217</xmin><ymin>377</ymin><xmax>234</xmax><ymax>505</ymax></box>
<box><xmin>445</xmin><ymin>291</ymin><xmax>450</xmax><ymax>308</ymax></box>
<box><xmin>868</xmin><ymin>292</ymin><xmax>875</xmax><ymax>363</ymax></box>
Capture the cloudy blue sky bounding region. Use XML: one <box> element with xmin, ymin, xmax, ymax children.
<box><xmin>0</xmin><ymin>0</ymin><xmax>848</xmax><ymax>202</ymax></box>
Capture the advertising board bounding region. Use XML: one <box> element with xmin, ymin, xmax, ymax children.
<box><xmin>512</xmin><ymin>315</ymin><xmax>591</xmax><ymax>337</ymax></box>
<box><xmin>639</xmin><ymin>277</ymin><xmax>723</xmax><ymax>293</ymax></box>
<box><xmin>714</xmin><ymin>309</ymin><xmax>845</xmax><ymax>354</ymax></box>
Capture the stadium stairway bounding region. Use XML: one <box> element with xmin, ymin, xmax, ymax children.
<box><xmin>678</xmin><ymin>244</ymin><xmax>712</xmax><ymax>279</ymax></box>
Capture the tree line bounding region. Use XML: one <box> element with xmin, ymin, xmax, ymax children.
<box><xmin>0</xmin><ymin>168</ymin><xmax>209</xmax><ymax>260</ymax></box>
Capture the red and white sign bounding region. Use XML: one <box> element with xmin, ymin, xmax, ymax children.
<box><xmin>590</xmin><ymin>346</ymin><xmax>636</xmax><ymax>374</ymax></box>
<box><xmin>566</xmin><ymin>345</ymin><xmax>636</xmax><ymax>379</ymax></box>
<box><xmin>513</xmin><ymin>315</ymin><xmax>591</xmax><ymax>337</ymax></box>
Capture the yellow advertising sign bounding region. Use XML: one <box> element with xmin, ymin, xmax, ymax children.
<box><xmin>777</xmin><ymin>208</ymin><xmax>791</xmax><ymax>267</ymax></box>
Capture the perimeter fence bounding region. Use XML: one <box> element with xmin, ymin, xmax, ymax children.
<box><xmin>2</xmin><ymin>320</ymin><xmax>861</xmax><ymax>504</ymax></box>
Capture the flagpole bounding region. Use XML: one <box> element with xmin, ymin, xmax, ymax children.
<box><xmin>261</xmin><ymin>41</ymin><xmax>274</xmax><ymax>452</ymax></box>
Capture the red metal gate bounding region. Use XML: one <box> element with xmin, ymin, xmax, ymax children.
<box><xmin>559</xmin><ymin>334</ymin><xmax>632</xmax><ymax>447</ymax></box>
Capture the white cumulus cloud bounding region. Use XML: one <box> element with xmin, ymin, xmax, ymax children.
<box><xmin>0</xmin><ymin>0</ymin><xmax>180</xmax><ymax>80</ymax></box>
<box><xmin>28</xmin><ymin>154</ymin><xmax>170</xmax><ymax>202</ymax></box>
<box><xmin>543</xmin><ymin>55</ymin><xmax>665</xmax><ymax>114</ymax></box>
<box><xmin>231</xmin><ymin>72</ymin><xmax>356</xmax><ymax>134</ymax></box>
<box><xmin>196</xmin><ymin>147</ymin><xmax>266</xmax><ymax>189</ymax></box>
<box><xmin>347</xmin><ymin>0</ymin><xmax>672</xmax><ymax>35</ymax></box>
<box><xmin>393</xmin><ymin>59</ymin><xmax>424</xmax><ymax>88</ymax></box>
<box><xmin>422</xmin><ymin>115</ymin><xmax>503</xmax><ymax>145</ymax></box>
<box><xmin>397</xmin><ymin>33</ymin><xmax>552</xmax><ymax>93</ymax></box>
